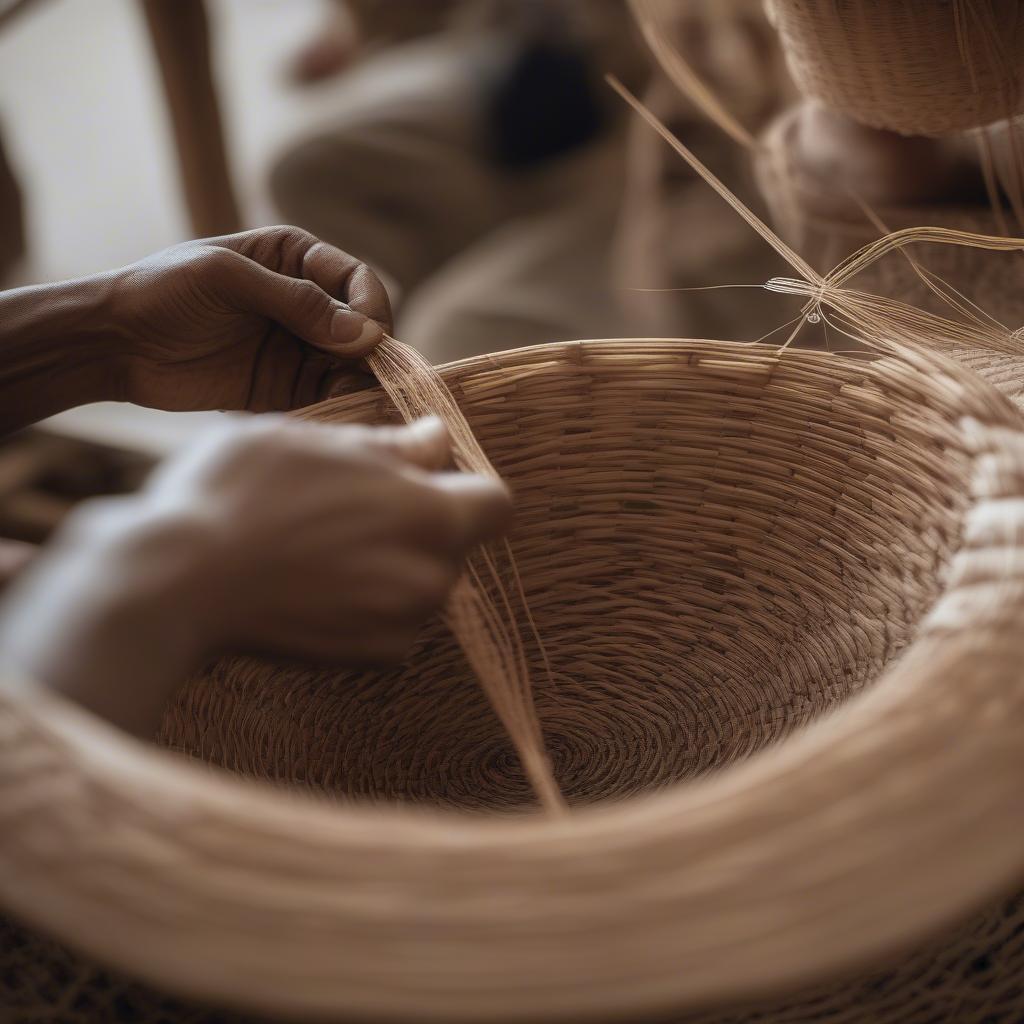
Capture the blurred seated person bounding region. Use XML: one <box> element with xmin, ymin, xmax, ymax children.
<box><xmin>270</xmin><ymin>0</ymin><xmax>651</xmax><ymax>361</ymax></box>
<box><xmin>271</xmin><ymin>1</ymin><xmax>800</xmax><ymax>363</ymax></box>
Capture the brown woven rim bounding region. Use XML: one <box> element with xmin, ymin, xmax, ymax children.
<box><xmin>3</xmin><ymin>339</ymin><xmax>1024</xmax><ymax>1022</ymax></box>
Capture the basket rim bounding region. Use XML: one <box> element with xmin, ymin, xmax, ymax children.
<box><xmin>4</xmin><ymin>338</ymin><xmax>1024</xmax><ymax>1023</ymax></box>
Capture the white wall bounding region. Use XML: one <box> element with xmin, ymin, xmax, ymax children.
<box><xmin>0</xmin><ymin>0</ymin><xmax>331</xmax><ymax>452</ymax></box>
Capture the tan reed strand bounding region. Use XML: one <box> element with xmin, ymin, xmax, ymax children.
<box><xmin>366</xmin><ymin>338</ymin><xmax>564</xmax><ymax>815</ymax></box>
<box><xmin>632</xmin><ymin>0</ymin><xmax>1024</xmax><ymax>239</ymax></box>
<box><xmin>763</xmin><ymin>1</ymin><xmax>1024</xmax><ymax>235</ymax></box>
<box><xmin>621</xmin><ymin>0</ymin><xmax>1024</xmax><ymax>380</ymax></box>
<box><xmin>609</xmin><ymin>74</ymin><xmax>1024</xmax><ymax>373</ymax></box>
<box><xmin>626</xmin><ymin>0</ymin><xmax>759</xmax><ymax>150</ymax></box>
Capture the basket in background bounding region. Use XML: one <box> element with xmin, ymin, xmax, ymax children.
<box><xmin>764</xmin><ymin>0</ymin><xmax>1024</xmax><ymax>136</ymax></box>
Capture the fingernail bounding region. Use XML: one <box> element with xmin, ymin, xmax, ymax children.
<box><xmin>331</xmin><ymin>310</ymin><xmax>383</xmax><ymax>355</ymax></box>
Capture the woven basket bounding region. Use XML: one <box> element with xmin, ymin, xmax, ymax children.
<box><xmin>764</xmin><ymin>0</ymin><xmax>1024</xmax><ymax>136</ymax></box>
<box><xmin>4</xmin><ymin>339</ymin><xmax>1024</xmax><ymax>1023</ymax></box>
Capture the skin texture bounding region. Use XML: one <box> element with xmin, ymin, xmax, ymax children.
<box><xmin>0</xmin><ymin>416</ymin><xmax>510</xmax><ymax>737</ymax></box>
<box><xmin>110</xmin><ymin>225</ymin><xmax>393</xmax><ymax>412</ymax></box>
<box><xmin>785</xmin><ymin>102</ymin><xmax>986</xmax><ymax>220</ymax></box>
<box><xmin>0</xmin><ymin>226</ymin><xmax>511</xmax><ymax>737</ymax></box>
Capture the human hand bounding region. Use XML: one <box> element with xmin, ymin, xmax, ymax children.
<box><xmin>0</xmin><ymin>416</ymin><xmax>510</xmax><ymax>736</ymax></box>
<box><xmin>785</xmin><ymin>103</ymin><xmax>983</xmax><ymax>217</ymax></box>
<box><xmin>0</xmin><ymin>538</ymin><xmax>34</xmax><ymax>590</ymax></box>
<box><xmin>110</xmin><ymin>224</ymin><xmax>392</xmax><ymax>413</ymax></box>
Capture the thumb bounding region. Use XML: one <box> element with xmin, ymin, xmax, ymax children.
<box><xmin>217</xmin><ymin>249</ymin><xmax>384</xmax><ymax>358</ymax></box>
<box><xmin>359</xmin><ymin>417</ymin><xmax>453</xmax><ymax>471</ymax></box>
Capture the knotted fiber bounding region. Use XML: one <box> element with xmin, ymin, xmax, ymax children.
<box><xmin>755</xmin><ymin>105</ymin><xmax>1024</xmax><ymax>405</ymax></box>
<box><xmin>4</xmin><ymin>337</ymin><xmax>1024</xmax><ymax>1023</ymax></box>
<box><xmin>764</xmin><ymin>0</ymin><xmax>1024</xmax><ymax>136</ymax></box>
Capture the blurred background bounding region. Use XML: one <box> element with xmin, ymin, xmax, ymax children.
<box><xmin>0</xmin><ymin>0</ymin><xmax>791</xmax><ymax>551</ymax></box>
<box><xmin>2</xmin><ymin>0</ymin><xmax>344</xmax><ymax>450</ymax></box>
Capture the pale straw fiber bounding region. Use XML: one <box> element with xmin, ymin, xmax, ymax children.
<box><xmin>755</xmin><ymin>104</ymin><xmax>1024</xmax><ymax>405</ymax></box>
<box><xmin>6</xmin><ymin>7</ymin><xmax>1024</xmax><ymax>1014</ymax></box>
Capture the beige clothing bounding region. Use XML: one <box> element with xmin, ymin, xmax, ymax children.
<box><xmin>272</xmin><ymin>2</ymin><xmax>791</xmax><ymax>363</ymax></box>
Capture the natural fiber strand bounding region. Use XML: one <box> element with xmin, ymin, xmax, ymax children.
<box><xmin>766</xmin><ymin>0</ymin><xmax>1024</xmax><ymax>137</ymax></box>
<box><xmin>366</xmin><ymin>338</ymin><xmax>565</xmax><ymax>815</ymax></box>
<box><xmin>608</xmin><ymin>75</ymin><xmax>1024</xmax><ymax>369</ymax></box>
<box><xmin>626</xmin><ymin>0</ymin><xmax>758</xmax><ymax>150</ymax></box>
<box><xmin>632</xmin><ymin>1</ymin><xmax>1024</xmax><ymax>240</ymax></box>
<box><xmin>7</xmin><ymin>336</ymin><xmax>1024</xmax><ymax>1023</ymax></box>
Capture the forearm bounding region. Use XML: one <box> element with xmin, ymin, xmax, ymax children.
<box><xmin>0</xmin><ymin>499</ymin><xmax>206</xmax><ymax>737</ymax></box>
<box><xmin>142</xmin><ymin>0</ymin><xmax>241</xmax><ymax>237</ymax></box>
<box><xmin>0</xmin><ymin>275</ymin><xmax>124</xmax><ymax>434</ymax></box>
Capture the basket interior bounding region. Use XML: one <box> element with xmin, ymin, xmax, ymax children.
<box><xmin>162</xmin><ymin>344</ymin><xmax>974</xmax><ymax>812</ymax></box>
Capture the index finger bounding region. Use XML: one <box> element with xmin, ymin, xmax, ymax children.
<box><xmin>210</xmin><ymin>226</ymin><xmax>394</xmax><ymax>351</ymax></box>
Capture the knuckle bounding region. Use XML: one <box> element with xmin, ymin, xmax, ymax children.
<box><xmin>203</xmin><ymin>245</ymin><xmax>242</xmax><ymax>279</ymax></box>
<box><xmin>289</xmin><ymin>276</ymin><xmax>328</xmax><ymax>315</ymax></box>
<box><xmin>265</xmin><ymin>223</ymin><xmax>307</xmax><ymax>244</ymax></box>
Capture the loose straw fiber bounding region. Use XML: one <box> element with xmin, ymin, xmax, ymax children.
<box><xmin>765</xmin><ymin>0</ymin><xmax>1024</xmax><ymax>136</ymax></box>
<box><xmin>366</xmin><ymin>337</ymin><xmax>563</xmax><ymax>814</ymax></box>
<box><xmin>755</xmin><ymin>106</ymin><xmax>1024</xmax><ymax>404</ymax></box>
<box><xmin>4</xmin><ymin>338</ymin><xmax>1024</xmax><ymax>1023</ymax></box>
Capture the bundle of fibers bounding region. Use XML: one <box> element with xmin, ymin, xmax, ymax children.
<box><xmin>10</xmin><ymin>29</ymin><xmax>1024</xmax><ymax>1020</ymax></box>
<box><xmin>763</xmin><ymin>0</ymin><xmax>1024</xmax><ymax>137</ymax></box>
<box><xmin>609</xmin><ymin>74</ymin><xmax>1024</xmax><ymax>419</ymax></box>
<box><xmin>4</xmin><ymin>336</ymin><xmax>1024</xmax><ymax>1023</ymax></box>
<box><xmin>367</xmin><ymin>337</ymin><xmax>563</xmax><ymax>814</ymax></box>
<box><xmin>754</xmin><ymin>106</ymin><xmax>1024</xmax><ymax>404</ymax></box>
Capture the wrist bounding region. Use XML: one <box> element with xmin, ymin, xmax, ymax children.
<box><xmin>0</xmin><ymin>271</ymin><xmax>130</xmax><ymax>432</ymax></box>
<box><xmin>0</xmin><ymin>497</ymin><xmax>214</xmax><ymax>736</ymax></box>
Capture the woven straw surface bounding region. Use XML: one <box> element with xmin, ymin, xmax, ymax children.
<box><xmin>765</xmin><ymin>0</ymin><xmax>1024</xmax><ymax>136</ymax></box>
<box><xmin>3</xmin><ymin>340</ymin><xmax>1024</xmax><ymax>1022</ymax></box>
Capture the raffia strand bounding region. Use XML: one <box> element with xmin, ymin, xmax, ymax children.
<box><xmin>366</xmin><ymin>337</ymin><xmax>565</xmax><ymax>815</ymax></box>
